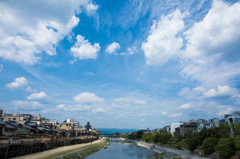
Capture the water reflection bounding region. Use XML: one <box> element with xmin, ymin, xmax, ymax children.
<box><xmin>86</xmin><ymin>138</ymin><xmax>157</xmax><ymax>159</ymax></box>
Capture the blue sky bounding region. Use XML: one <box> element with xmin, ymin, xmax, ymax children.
<box><xmin>0</xmin><ymin>0</ymin><xmax>240</xmax><ymax>129</ymax></box>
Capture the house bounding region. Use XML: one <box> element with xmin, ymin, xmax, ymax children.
<box><xmin>5</xmin><ymin>121</ymin><xmax>30</xmax><ymax>136</ymax></box>
<box><xmin>162</xmin><ymin>126</ymin><xmax>171</xmax><ymax>133</ymax></box>
<box><xmin>225</xmin><ymin>111</ymin><xmax>240</xmax><ymax>125</ymax></box>
<box><xmin>209</xmin><ymin>118</ymin><xmax>219</xmax><ymax>127</ymax></box>
<box><xmin>66</xmin><ymin>118</ymin><xmax>79</xmax><ymax>130</ymax></box>
<box><xmin>0</xmin><ymin>121</ymin><xmax>5</xmax><ymax>136</ymax></box>
<box><xmin>170</xmin><ymin>123</ymin><xmax>182</xmax><ymax>135</ymax></box>
<box><xmin>2</xmin><ymin>112</ymin><xmax>33</xmax><ymax>125</ymax></box>
<box><xmin>196</xmin><ymin>119</ymin><xmax>210</xmax><ymax>132</ymax></box>
<box><xmin>2</xmin><ymin>122</ymin><xmax>17</xmax><ymax>136</ymax></box>
<box><xmin>179</xmin><ymin>122</ymin><xmax>198</xmax><ymax>136</ymax></box>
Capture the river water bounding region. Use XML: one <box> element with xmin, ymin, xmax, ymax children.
<box><xmin>86</xmin><ymin>138</ymin><xmax>158</xmax><ymax>159</ymax></box>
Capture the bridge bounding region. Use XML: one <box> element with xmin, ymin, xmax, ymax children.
<box><xmin>100</xmin><ymin>135</ymin><xmax>119</xmax><ymax>138</ymax></box>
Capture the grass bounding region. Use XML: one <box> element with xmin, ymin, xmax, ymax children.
<box><xmin>46</xmin><ymin>139</ymin><xmax>109</xmax><ymax>159</ymax></box>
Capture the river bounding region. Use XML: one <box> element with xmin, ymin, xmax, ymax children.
<box><xmin>86</xmin><ymin>138</ymin><xmax>158</xmax><ymax>159</ymax></box>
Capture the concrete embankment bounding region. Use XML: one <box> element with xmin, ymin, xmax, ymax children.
<box><xmin>14</xmin><ymin>138</ymin><xmax>109</xmax><ymax>159</ymax></box>
<box><xmin>122</xmin><ymin>138</ymin><xmax>209</xmax><ymax>159</ymax></box>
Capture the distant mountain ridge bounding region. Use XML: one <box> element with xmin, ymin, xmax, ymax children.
<box><xmin>97</xmin><ymin>128</ymin><xmax>138</xmax><ymax>135</ymax></box>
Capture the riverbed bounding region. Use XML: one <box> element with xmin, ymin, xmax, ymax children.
<box><xmin>86</xmin><ymin>138</ymin><xmax>158</xmax><ymax>159</ymax></box>
<box><xmin>86</xmin><ymin>138</ymin><xmax>209</xmax><ymax>159</ymax></box>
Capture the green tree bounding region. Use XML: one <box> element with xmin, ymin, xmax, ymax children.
<box><xmin>127</xmin><ymin>132</ymin><xmax>137</xmax><ymax>140</ymax></box>
<box><xmin>150</xmin><ymin>131</ymin><xmax>160</xmax><ymax>143</ymax></box>
<box><xmin>142</xmin><ymin>132</ymin><xmax>152</xmax><ymax>142</ymax></box>
<box><xmin>202</xmin><ymin>137</ymin><xmax>218</xmax><ymax>155</ymax></box>
<box><xmin>219</xmin><ymin>123</ymin><xmax>231</xmax><ymax>138</ymax></box>
<box><xmin>136</xmin><ymin>130</ymin><xmax>144</xmax><ymax>139</ymax></box>
<box><xmin>184</xmin><ymin>131</ymin><xmax>199</xmax><ymax>152</ymax></box>
<box><xmin>236</xmin><ymin>135</ymin><xmax>240</xmax><ymax>150</ymax></box>
<box><xmin>232</xmin><ymin>122</ymin><xmax>240</xmax><ymax>137</ymax></box>
<box><xmin>159</xmin><ymin>131</ymin><xmax>172</xmax><ymax>144</ymax></box>
<box><xmin>216</xmin><ymin>138</ymin><xmax>235</xmax><ymax>158</ymax></box>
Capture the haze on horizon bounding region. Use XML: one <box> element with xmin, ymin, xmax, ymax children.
<box><xmin>0</xmin><ymin>0</ymin><xmax>240</xmax><ymax>129</ymax></box>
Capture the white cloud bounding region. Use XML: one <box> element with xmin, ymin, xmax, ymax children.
<box><xmin>161</xmin><ymin>112</ymin><xmax>167</xmax><ymax>115</ymax></box>
<box><xmin>169</xmin><ymin>113</ymin><xmax>182</xmax><ymax>117</ymax></box>
<box><xmin>13</xmin><ymin>100</ymin><xmax>44</xmax><ymax>110</ymax></box>
<box><xmin>180</xmin><ymin>0</ymin><xmax>240</xmax><ymax>86</ymax></box>
<box><xmin>70</xmin><ymin>35</ymin><xmax>100</xmax><ymax>60</ymax></box>
<box><xmin>6</xmin><ymin>77</ymin><xmax>30</xmax><ymax>90</ymax></box>
<box><xmin>134</xmin><ymin>99</ymin><xmax>146</xmax><ymax>104</ymax></box>
<box><xmin>120</xmin><ymin>47</ymin><xmax>138</xmax><ymax>56</ymax></box>
<box><xmin>161</xmin><ymin>111</ymin><xmax>182</xmax><ymax>118</ymax></box>
<box><xmin>179</xmin><ymin>103</ymin><xmax>192</xmax><ymax>109</ymax></box>
<box><xmin>92</xmin><ymin>108</ymin><xmax>107</xmax><ymax>113</ymax></box>
<box><xmin>56</xmin><ymin>104</ymin><xmax>65</xmax><ymax>109</ymax></box>
<box><xmin>142</xmin><ymin>10</ymin><xmax>185</xmax><ymax>65</ymax></box>
<box><xmin>106</xmin><ymin>42</ymin><xmax>120</xmax><ymax>54</ymax></box>
<box><xmin>0</xmin><ymin>64</ymin><xmax>3</xmax><ymax>72</ymax></box>
<box><xmin>179</xmin><ymin>85</ymin><xmax>240</xmax><ymax>103</ymax></box>
<box><xmin>184</xmin><ymin>0</ymin><xmax>240</xmax><ymax>60</ymax></box>
<box><xmin>216</xmin><ymin>105</ymin><xmax>234</xmax><ymax>116</ymax></box>
<box><xmin>204</xmin><ymin>85</ymin><xmax>239</xmax><ymax>98</ymax></box>
<box><xmin>74</xmin><ymin>92</ymin><xmax>104</xmax><ymax>103</ymax></box>
<box><xmin>0</xmin><ymin>0</ymin><xmax>98</xmax><ymax>64</ymax></box>
<box><xmin>27</xmin><ymin>91</ymin><xmax>47</xmax><ymax>100</ymax></box>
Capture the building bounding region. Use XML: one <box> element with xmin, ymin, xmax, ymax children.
<box><xmin>0</xmin><ymin>109</ymin><xmax>3</xmax><ymax>117</ymax></box>
<box><xmin>196</xmin><ymin>119</ymin><xmax>210</xmax><ymax>132</ymax></box>
<box><xmin>66</xmin><ymin>118</ymin><xmax>79</xmax><ymax>130</ymax></box>
<box><xmin>85</xmin><ymin>122</ymin><xmax>92</xmax><ymax>131</ymax></box>
<box><xmin>179</xmin><ymin>122</ymin><xmax>198</xmax><ymax>136</ymax></box>
<box><xmin>225</xmin><ymin>111</ymin><xmax>240</xmax><ymax>125</ymax></box>
<box><xmin>30</xmin><ymin>114</ymin><xmax>50</xmax><ymax>125</ymax></box>
<box><xmin>209</xmin><ymin>118</ymin><xmax>219</xmax><ymax>127</ymax></box>
<box><xmin>170</xmin><ymin>123</ymin><xmax>182</xmax><ymax>134</ymax></box>
<box><xmin>162</xmin><ymin>126</ymin><xmax>171</xmax><ymax>133</ymax></box>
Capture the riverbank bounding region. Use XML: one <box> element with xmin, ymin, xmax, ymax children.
<box><xmin>14</xmin><ymin>138</ymin><xmax>109</xmax><ymax>159</ymax></box>
<box><xmin>120</xmin><ymin>138</ymin><xmax>209</xmax><ymax>159</ymax></box>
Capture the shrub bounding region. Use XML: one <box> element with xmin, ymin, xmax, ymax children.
<box><xmin>216</xmin><ymin>138</ymin><xmax>235</xmax><ymax>158</ymax></box>
<box><xmin>202</xmin><ymin>137</ymin><xmax>218</xmax><ymax>155</ymax></box>
<box><xmin>236</xmin><ymin>135</ymin><xmax>240</xmax><ymax>150</ymax></box>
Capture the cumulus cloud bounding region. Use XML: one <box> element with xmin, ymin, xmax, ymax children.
<box><xmin>179</xmin><ymin>85</ymin><xmax>240</xmax><ymax>103</ymax></box>
<box><xmin>5</xmin><ymin>77</ymin><xmax>31</xmax><ymax>91</ymax></box>
<box><xmin>106</xmin><ymin>42</ymin><xmax>120</xmax><ymax>54</ymax></box>
<box><xmin>54</xmin><ymin>104</ymin><xmax>91</xmax><ymax>112</ymax></box>
<box><xmin>27</xmin><ymin>91</ymin><xmax>47</xmax><ymax>100</ymax></box>
<box><xmin>204</xmin><ymin>85</ymin><xmax>239</xmax><ymax>98</ymax></box>
<box><xmin>184</xmin><ymin>0</ymin><xmax>240</xmax><ymax>60</ymax></box>
<box><xmin>178</xmin><ymin>103</ymin><xmax>193</xmax><ymax>109</ymax></box>
<box><xmin>74</xmin><ymin>92</ymin><xmax>104</xmax><ymax>104</ymax></box>
<box><xmin>56</xmin><ymin>104</ymin><xmax>65</xmax><ymax>109</ymax></box>
<box><xmin>70</xmin><ymin>35</ymin><xmax>100</xmax><ymax>60</ymax></box>
<box><xmin>180</xmin><ymin>0</ymin><xmax>240</xmax><ymax>86</ymax></box>
<box><xmin>141</xmin><ymin>1</ymin><xmax>240</xmax><ymax>87</ymax></box>
<box><xmin>13</xmin><ymin>100</ymin><xmax>44</xmax><ymax>110</ymax></box>
<box><xmin>0</xmin><ymin>0</ymin><xmax>98</xmax><ymax>64</ymax></box>
<box><xmin>142</xmin><ymin>10</ymin><xmax>185</xmax><ymax>65</ymax></box>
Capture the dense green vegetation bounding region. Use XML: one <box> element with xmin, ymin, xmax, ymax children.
<box><xmin>123</xmin><ymin>123</ymin><xmax>240</xmax><ymax>158</ymax></box>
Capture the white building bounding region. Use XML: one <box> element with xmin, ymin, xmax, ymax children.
<box><xmin>170</xmin><ymin>123</ymin><xmax>182</xmax><ymax>134</ymax></box>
